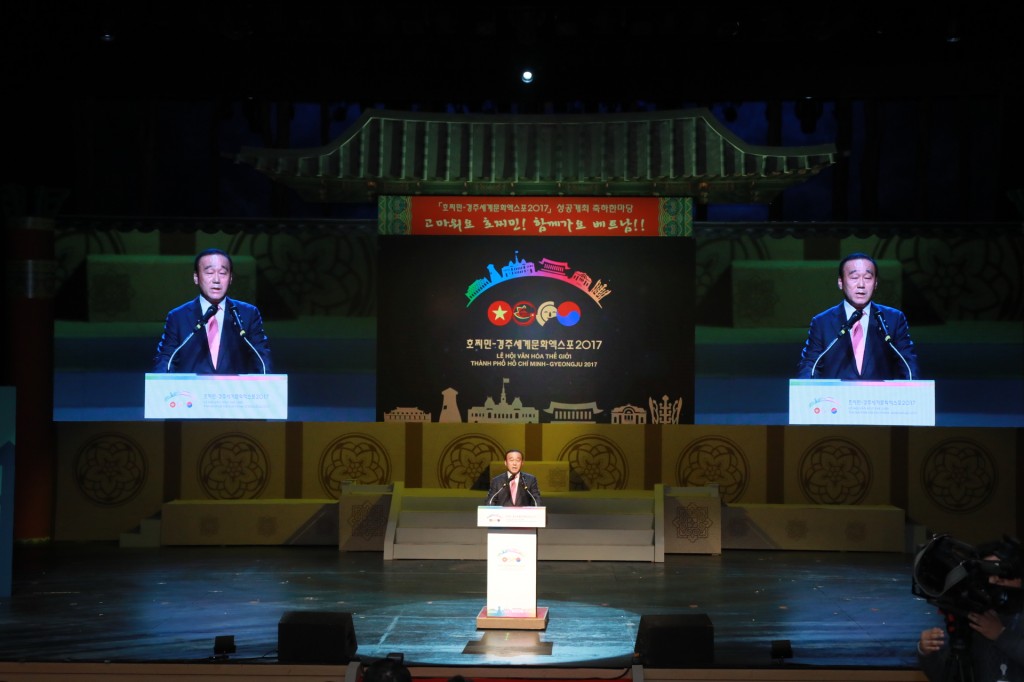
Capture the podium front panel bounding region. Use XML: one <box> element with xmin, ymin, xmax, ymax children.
<box><xmin>486</xmin><ymin>528</ymin><xmax>537</xmax><ymax>618</ymax></box>
<box><xmin>477</xmin><ymin>505</ymin><xmax>546</xmax><ymax>528</ymax></box>
<box><xmin>144</xmin><ymin>373</ymin><xmax>288</xmax><ymax>420</ymax></box>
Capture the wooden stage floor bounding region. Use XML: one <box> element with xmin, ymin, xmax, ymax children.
<box><xmin>0</xmin><ymin>543</ymin><xmax>937</xmax><ymax>674</ymax></box>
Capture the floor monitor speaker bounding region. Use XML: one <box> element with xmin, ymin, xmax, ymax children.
<box><xmin>278</xmin><ymin>610</ymin><xmax>357</xmax><ymax>664</ymax></box>
<box><xmin>635</xmin><ymin>613</ymin><xmax>714</xmax><ymax>667</ymax></box>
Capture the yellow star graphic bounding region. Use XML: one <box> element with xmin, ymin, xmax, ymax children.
<box><xmin>492</xmin><ymin>305</ymin><xmax>508</xmax><ymax>321</ymax></box>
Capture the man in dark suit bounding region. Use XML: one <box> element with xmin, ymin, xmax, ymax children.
<box><xmin>797</xmin><ymin>252</ymin><xmax>919</xmax><ymax>380</ymax></box>
<box><xmin>151</xmin><ymin>248</ymin><xmax>273</xmax><ymax>374</ymax></box>
<box><xmin>487</xmin><ymin>449</ymin><xmax>543</xmax><ymax>507</ymax></box>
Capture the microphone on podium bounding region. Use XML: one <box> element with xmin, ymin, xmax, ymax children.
<box><xmin>166</xmin><ymin>305</ymin><xmax>219</xmax><ymax>371</ymax></box>
<box><xmin>194</xmin><ymin>304</ymin><xmax>218</xmax><ymax>331</ymax></box>
<box><xmin>487</xmin><ymin>479</ymin><xmax>508</xmax><ymax>505</ymax></box>
<box><xmin>810</xmin><ymin>309</ymin><xmax>862</xmax><ymax>377</ymax></box>
<box><xmin>875</xmin><ymin>310</ymin><xmax>914</xmax><ymax>380</ymax></box>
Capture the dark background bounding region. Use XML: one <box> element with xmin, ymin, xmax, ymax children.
<box><xmin>4</xmin><ymin>3</ymin><xmax>1022</xmax><ymax>221</ymax></box>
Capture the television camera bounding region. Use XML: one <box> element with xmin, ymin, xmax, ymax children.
<box><xmin>912</xmin><ymin>533</ymin><xmax>1021</xmax><ymax>617</ymax></box>
<box><xmin>912</xmin><ymin>535</ymin><xmax>1021</xmax><ymax>682</ymax></box>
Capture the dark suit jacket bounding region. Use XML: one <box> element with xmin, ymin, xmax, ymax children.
<box><xmin>151</xmin><ymin>297</ymin><xmax>273</xmax><ymax>374</ymax></box>
<box><xmin>486</xmin><ymin>471</ymin><xmax>542</xmax><ymax>507</ymax></box>
<box><xmin>796</xmin><ymin>302</ymin><xmax>919</xmax><ymax>380</ymax></box>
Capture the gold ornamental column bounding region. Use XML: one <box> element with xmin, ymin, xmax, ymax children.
<box><xmin>4</xmin><ymin>216</ymin><xmax>57</xmax><ymax>542</ymax></box>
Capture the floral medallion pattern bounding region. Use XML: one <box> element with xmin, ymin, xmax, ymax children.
<box><xmin>197</xmin><ymin>433</ymin><xmax>270</xmax><ymax>499</ymax></box>
<box><xmin>74</xmin><ymin>433</ymin><xmax>147</xmax><ymax>506</ymax></box>
<box><xmin>319</xmin><ymin>433</ymin><xmax>392</xmax><ymax>497</ymax></box>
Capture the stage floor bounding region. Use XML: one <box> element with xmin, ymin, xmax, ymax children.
<box><xmin>0</xmin><ymin>544</ymin><xmax>938</xmax><ymax>672</ymax></box>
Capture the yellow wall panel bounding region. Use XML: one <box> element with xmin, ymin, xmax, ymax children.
<box><xmin>54</xmin><ymin>422</ymin><xmax>166</xmax><ymax>541</ymax></box>
<box><xmin>178</xmin><ymin>421</ymin><xmax>287</xmax><ymax>499</ymax></box>
<box><xmin>783</xmin><ymin>426</ymin><xmax>892</xmax><ymax>505</ymax></box>
<box><xmin>660</xmin><ymin>425</ymin><xmax>769</xmax><ymax>503</ymax></box>
<box><xmin>302</xmin><ymin>422</ymin><xmax>406</xmax><ymax>497</ymax></box>
<box><xmin>907</xmin><ymin>427</ymin><xmax>1017</xmax><ymax>544</ymax></box>
<box><xmin>420</xmin><ymin>422</ymin><xmax>527</xmax><ymax>489</ymax></box>
<box><xmin>542</xmin><ymin>423</ymin><xmax>646</xmax><ymax>490</ymax></box>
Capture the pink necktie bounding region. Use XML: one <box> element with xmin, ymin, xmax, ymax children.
<box><xmin>509</xmin><ymin>476</ymin><xmax>518</xmax><ymax>505</ymax></box>
<box><xmin>207</xmin><ymin>313</ymin><xmax>220</xmax><ymax>368</ymax></box>
<box><xmin>851</xmin><ymin>318</ymin><xmax>864</xmax><ymax>374</ymax></box>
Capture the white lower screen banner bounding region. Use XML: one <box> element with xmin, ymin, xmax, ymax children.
<box><xmin>144</xmin><ymin>373</ymin><xmax>288</xmax><ymax>420</ymax></box>
<box><xmin>788</xmin><ymin>379</ymin><xmax>935</xmax><ymax>426</ymax></box>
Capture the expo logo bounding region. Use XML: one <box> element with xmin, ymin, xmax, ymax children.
<box><xmin>487</xmin><ymin>300</ymin><xmax>581</xmax><ymax>327</ymax></box>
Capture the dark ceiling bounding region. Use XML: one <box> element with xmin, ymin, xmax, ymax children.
<box><xmin>5</xmin><ymin>4</ymin><xmax>1019</xmax><ymax>106</ymax></box>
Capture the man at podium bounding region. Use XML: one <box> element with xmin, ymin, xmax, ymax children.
<box><xmin>796</xmin><ymin>252</ymin><xmax>920</xmax><ymax>380</ymax></box>
<box><xmin>487</xmin><ymin>449</ymin><xmax>542</xmax><ymax>507</ymax></box>
<box><xmin>151</xmin><ymin>248</ymin><xmax>273</xmax><ymax>375</ymax></box>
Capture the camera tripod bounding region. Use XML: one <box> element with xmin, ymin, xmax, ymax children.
<box><xmin>941</xmin><ymin>616</ymin><xmax>974</xmax><ymax>682</ymax></box>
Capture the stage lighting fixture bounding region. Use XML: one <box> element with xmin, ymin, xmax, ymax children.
<box><xmin>521</xmin><ymin>69</ymin><xmax>534</xmax><ymax>84</ymax></box>
<box><xmin>771</xmin><ymin>639</ymin><xmax>793</xmax><ymax>662</ymax></box>
<box><xmin>213</xmin><ymin>635</ymin><xmax>236</xmax><ymax>657</ymax></box>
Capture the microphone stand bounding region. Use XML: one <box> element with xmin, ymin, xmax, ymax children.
<box><xmin>229</xmin><ymin>303</ymin><xmax>267</xmax><ymax>374</ymax></box>
<box><xmin>166</xmin><ymin>305</ymin><xmax>218</xmax><ymax>372</ymax></box>
<box><xmin>165</xmin><ymin>331</ymin><xmax>197</xmax><ymax>372</ymax></box>
<box><xmin>875</xmin><ymin>311</ymin><xmax>913</xmax><ymax>380</ymax></box>
<box><xmin>810</xmin><ymin>310</ymin><xmax>862</xmax><ymax>378</ymax></box>
<box><xmin>487</xmin><ymin>480</ymin><xmax>508</xmax><ymax>505</ymax></box>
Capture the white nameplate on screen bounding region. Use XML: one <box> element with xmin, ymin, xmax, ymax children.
<box><xmin>788</xmin><ymin>379</ymin><xmax>935</xmax><ymax>426</ymax></box>
<box><xmin>144</xmin><ymin>373</ymin><xmax>288</xmax><ymax>420</ymax></box>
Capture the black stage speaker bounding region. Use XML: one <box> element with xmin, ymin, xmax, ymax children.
<box><xmin>278</xmin><ymin>610</ymin><xmax>358</xmax><ymax>664</ymax></box>
<box><xmin>635</xmin><ymin>613</ymin><xmax>714</xmax><ymax>667</ymax></box>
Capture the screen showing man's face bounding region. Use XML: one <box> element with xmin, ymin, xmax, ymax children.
<box><xmin>194</xmin><ymin>254</ymin><xmax>233</xmax><ymax>306</ymax></box>
<box><xmin>505</xmin><ymin>451</ymin><xmax>523</xmax><ymax>476</ymax></box>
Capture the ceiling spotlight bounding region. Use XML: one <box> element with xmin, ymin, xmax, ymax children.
<box><xmin>521</xmin><ymin>69</ymin><xmax>534</xmax><ymax>84</ymax></box>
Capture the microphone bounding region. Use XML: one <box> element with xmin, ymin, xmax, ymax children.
<box><xmin>875</xmin><ymin>310</ymin><xmax>914</xmax><ymax>380</ymax></box>
<box><xmin>166</xmin><ymin>304</ymin><xmax>218</xmax><ymax>372</ymax></box>
<box><xmin>874</xmin><ymin>309</ymin><xmax>892</xmax><ymax>343</ymax></box>
<box><xmin>810</xmin><ymin>309</ymin><xmax>862</xmax><ymax>378</ymax></box>
<box><xmin>524</xmin><ymin>483</ymin><xmax>538</xmax><ymax>506</ymax></box>
<box><xmin>228</xmin><ymin>301</ymin><xmax>267</xmax><ymax>374</ymax></box>
<box><xmin>194</xmin><ymin>304</ymin><xmax>219</xmax><ymax>331</ymax></box>
<box><xmin>228</xmin><ymin>302</ymin><xmax>247</xmax><ymax>338</ymax></box>
<box><xmin>487</xmin><ymin>479</ymin><xmax>509</xmax><ymax>505</ymax></box>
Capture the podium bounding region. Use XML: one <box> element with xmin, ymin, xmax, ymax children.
<box><xmin>144</xmin><ymin>373</ymin><xmax>288</xmax><ymax>419</ymax></box>
<box><xmin>476</xmin><ymin>505</ymin><xmax>548</xmax><ymax>630</ymax></box>
<box><xmin>788</xmin><ymin>379</ymin><xmax>935</xmax><ymax>426</ymax></box>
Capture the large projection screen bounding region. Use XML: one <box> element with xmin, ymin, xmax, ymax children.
<box><xmin>377</xmin><ymin>232</ymin><xmax>695</xmax><ymax>425</ymax></box>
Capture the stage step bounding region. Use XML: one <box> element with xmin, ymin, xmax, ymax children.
<box><xmin>392</xmin><ymin>543</ymin><xmax>484</xmax><ymax>560</ymax></box>
<box><xmin>386</xmin><ymin>484</ymin><xmax>660</xmax><ymax>562</ymax></box>
<box><xmin>159</xmin><ymin>499</ymin><xmax>339</xmax><ymax>546</ymax></box>
<box><xmin>541</xmin><ymin>544</ymin><xmax>656</xmax><ymax>561</ymax></box>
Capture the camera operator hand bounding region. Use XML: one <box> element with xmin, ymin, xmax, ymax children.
<box><xmin>915</xmin><ymin>536</ymin><xmax>1023</xmax><ymax>682</ymax></box>
<box><xmin>968</xmin><ymin>609</ymin><xmax>1007</xmax><ymax>641</ymax></box>
<box><xmin>918</xmin><ymin>627</ymin><xmax>946</xmax><ymax>655</ymax></box>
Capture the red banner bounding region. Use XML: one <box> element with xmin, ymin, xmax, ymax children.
<box><xmin>409</xmin><ymin>196</ymin><xmax>662</xmax><ymax>236</ymax></box>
